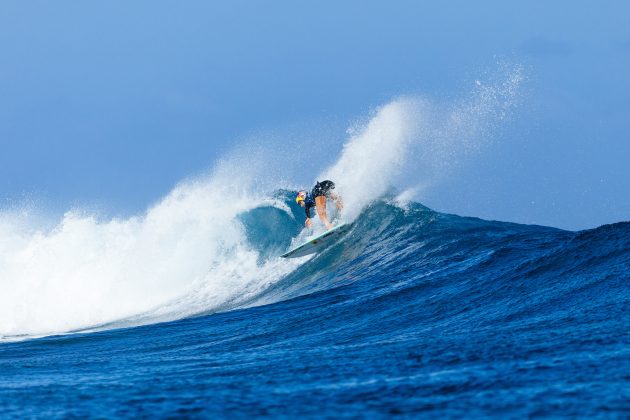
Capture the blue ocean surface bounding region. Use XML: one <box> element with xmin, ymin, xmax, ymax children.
<box><xmin>1</xmin><ymin>195</ymin><xmax>629</xmax><ymax>417</ymax></box>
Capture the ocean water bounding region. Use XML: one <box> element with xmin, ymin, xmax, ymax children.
<box><xmin>1</xmin><ymin>197</ymin><xmax>629</xmax><ymax>417</ymax></box>
<box><xmin>1</xmin><ymin>69</ymin><xmax>628</xmax><ymax>417</ymax></box>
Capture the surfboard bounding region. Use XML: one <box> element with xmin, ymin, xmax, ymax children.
<box><xmin>281</xmin><ymin>223</ymin><xmax>350</xmax><ymax>258</ymax></box>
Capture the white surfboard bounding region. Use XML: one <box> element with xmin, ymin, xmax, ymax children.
<box><xmin>281</xmin><ymin>223</ymin><xmax>350</xmax><ymax>258</ymax></box>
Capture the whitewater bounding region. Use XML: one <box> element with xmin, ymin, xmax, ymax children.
<box><xmin>1</xmin><ymin>66</ymin><xmax>628</xmax><ymax>417</ymax></box>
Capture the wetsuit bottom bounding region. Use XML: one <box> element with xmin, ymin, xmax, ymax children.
<box><xmin>312</xmin><ymin>180</ymin><xmax>335</xmax><ymax>198</ymax></box>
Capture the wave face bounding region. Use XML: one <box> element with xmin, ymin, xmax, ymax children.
<box><xmin>1</xmin><ymin>196</ymin><xmax>628</xmax><ymax>416</ymax></box>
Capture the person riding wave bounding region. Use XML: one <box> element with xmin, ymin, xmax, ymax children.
<box><xmin>296</xmin><ymin>180</ymin><xmax>343</xmax><ymax>230</ymax></box>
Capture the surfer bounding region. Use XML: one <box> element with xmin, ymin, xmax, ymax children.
<box><xmin>296</xmin><ymin>180</ymin><xmax>343</xmax><ymax>230</ymax></box>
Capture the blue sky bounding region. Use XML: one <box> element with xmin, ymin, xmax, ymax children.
<box><xmin>1</xmin><ymin>1</ymin><xmax>628</xmax><ymax>229</ymax></box>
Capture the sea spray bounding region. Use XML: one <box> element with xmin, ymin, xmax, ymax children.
<box><xmin>320</xmin><ymin>63</ymin><xmax>524</xmax><ymax>219</ymax></box>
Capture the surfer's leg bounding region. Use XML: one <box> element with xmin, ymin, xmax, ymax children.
<box><xmin>315</xmin><ymin>196</ymin><xmax>333</xmax><ymax>229</ymax></box>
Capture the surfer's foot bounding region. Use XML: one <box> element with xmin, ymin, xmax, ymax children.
<box><xmin>325</xmin><ymin>222</ymin><xmax>333</xmax><ymax>230</ymax></box>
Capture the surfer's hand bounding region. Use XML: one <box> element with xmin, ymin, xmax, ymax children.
<box><xmin>305</xmin><ymin>218</ymin><xmax>312</xmax><ymax>228</ymax></box>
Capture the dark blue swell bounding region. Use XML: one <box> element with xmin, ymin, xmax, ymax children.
<box><xmin>1</xmin><ymin>198</ymin><xmax>628</xmax><ymax>417</ymax></box>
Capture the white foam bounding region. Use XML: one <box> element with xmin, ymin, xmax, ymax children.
<box><xmin>320</xmin><ymin>98</ymin><xmax>427</xmax><ymax>220</ymax></box>
<box><xmin>0</xmin><ymin>161</ymin><xmax>299</xmax><ymax>337</ymax></box>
